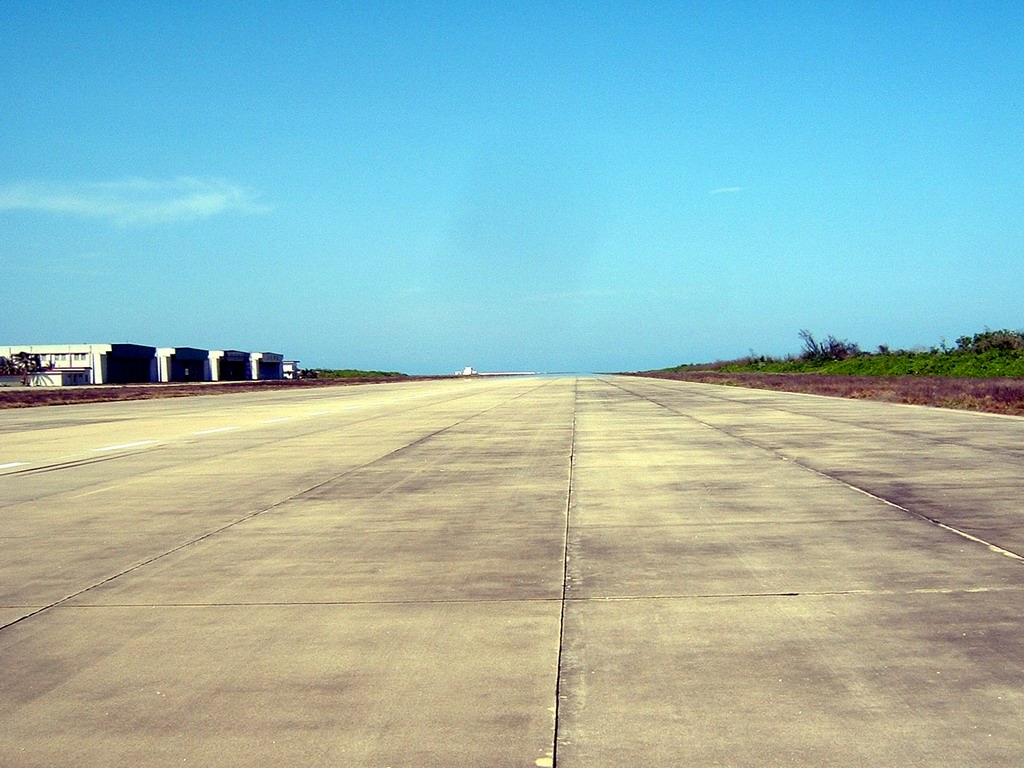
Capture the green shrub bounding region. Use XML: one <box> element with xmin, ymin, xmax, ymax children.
<box><xmin>659</xmin><ymin>329</ymin><xmax>1024</xmax><ymax>378</ymax></box>
<box><xmin>309</xmin><ymin>368</ymin><xmax>407</xmax><ymax>379</ymax></box>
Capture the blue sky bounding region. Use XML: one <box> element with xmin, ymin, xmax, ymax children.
<box><xmin>2</xmin><ymin>2</ymin><xmax>1022</xmax><ymax>373</ymax></box>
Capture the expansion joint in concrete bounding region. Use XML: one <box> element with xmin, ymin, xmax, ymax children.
<box><xmin>560</xmin><ymin>584</ymin><xmax>1024</xmax><ymax>602</ymax></box>
<box><xmin>551</xmin><ymin>377</ymin><xmax>578</xmax><ymax>768</ymax></box>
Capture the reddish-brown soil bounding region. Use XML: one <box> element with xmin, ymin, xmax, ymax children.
<box><xmin>630</xmin><ymin>371</ymin><xmax>1024</xmax><ymax>417</ymax></box>
<box><xmin>0</xmin><ymin>377</ymin><xmax>448</xmax><ymax>409</ymax></box>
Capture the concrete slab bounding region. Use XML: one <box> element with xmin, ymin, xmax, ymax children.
<box><xmin>570</xmin><ymin>463</ymin><xmax>907</xmax><ymax>527</ymax></box>
<box><xmin>0</xmin><ymin>607</ymin><xmax>42</xmax><ymax>626</ymax></box>
<box><xmin>1</xmin><ymin>532</ymin><xmax>201</xmax><ymax>607</ymax></box>
<box><xmin>610</xmin><ymin>377</ymin><xmax>1024</xmax><ymax>556</ymax></box>
<box><xmin>568</xmin><ymin>518</ymin><xmax>1024</xmax><ymax>598</ymax></box>
<box><xmin>0</xmin><ymin>378</ymin><xmax>573</xmax><ymax>766</ymax></box>
<box><xmin>0</xmin><ymin>601</ymin><xmax>560</xmax><ymax>768</ymax></box>
<box><xmin>72</xmin><ymin>522</ymin><xmax>566</xmax><ymax>604</ymax></box>
<box><xmin>557</xmin><ymin>592</ymin><xmax>1024</xmax><ymax>767</ymax></box>
<box><xmin>558</xmin><ymin>377</ymin><xmax>1024</xmax><ymax>765</ymax></box>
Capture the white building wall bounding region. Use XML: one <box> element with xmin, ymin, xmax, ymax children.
<box><xmin>156</xmin><ymin>348</ymin><xmax>174</xmax><ymax>383</ymax></box>
<box><xmin>0</xmin><ymin>345</ymin><xmax>111</xmax><ymax>384</ymax></box>
<box><xmin>208</xmin><ymin>351</ymin><xmax>223</xmax><ymax>381</ymax></box>
<box><xmin>28</xmin><ymin>370</ymin><xmax>91</xmax><ymax>387</ymax></box>
<box><xmin>29</xmin><ymin>372</ymin><xmax>63</xmax><ymax>387</ymax></box>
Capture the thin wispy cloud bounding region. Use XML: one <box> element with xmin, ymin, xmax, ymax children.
<box><xmin>0</xmin><ymin>177</ymin><xmax>269</xmax><ymax>225</ymax></box>
<box><xmin>709</xmin><ymin>186</ymin><xmax>744</xmax><ymax>195</ymax></box>
<box><xmin>529</xmin><ymin>288</ymin><xmax>622</xmax><ymax>302</ymax></box>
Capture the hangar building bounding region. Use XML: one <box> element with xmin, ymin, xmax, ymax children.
<box><xmin>0</xmin><ymin>344</ymin><xmax>286</xmax><ymax>386</ymax></box>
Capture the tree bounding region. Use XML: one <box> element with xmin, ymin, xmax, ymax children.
<box><xmin>798</xmin><ymin>330</ymin><xmax>860</xmax><ymax>362</ymax></box>
<box><xmin>955</xmin><ymin>329</ymin><xmax>1024</xmax><ymax>353</ymax></box>
<box><xmin>0</xmin><ymin>352</ymin><xmax>44</xmax><ymax>375</ymax></box>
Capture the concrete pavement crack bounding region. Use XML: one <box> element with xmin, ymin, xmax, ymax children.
<box><xmin>560</xmin><ymin>584</ymin><xmax>1024</xmax><ymax>600</ymax></box>
<box><xmin>9</xmin><ymin>583</ymin><xmax>1024</xmax><ymax>611</ymax></box>
<box><xmin>42</xmin><ymin>596</ymin><xmax>567</xmax><ymax>608</ymax></box>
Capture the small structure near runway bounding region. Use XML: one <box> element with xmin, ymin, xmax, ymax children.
<box><xmin>455</xmin><ymin>366</ymin><xmax>537</xmax><ymax>377</ymax></box>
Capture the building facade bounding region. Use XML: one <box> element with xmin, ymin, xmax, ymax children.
<box><xmin>0</xmin><ymin>344</ymin><xmax>288</xmax><ymax>386</ymax></box>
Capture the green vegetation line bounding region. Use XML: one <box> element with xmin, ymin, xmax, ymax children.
<box><xmin>305</xmin><ymin>368</ymin><xmax>407</xmax><ymax>379</ymax></box>
<box><xmin>659</xmin><ymin>329</ymin><xmax>1024</xmax><ymax>378</ymax></box>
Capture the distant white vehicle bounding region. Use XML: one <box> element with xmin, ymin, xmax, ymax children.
<box><xmin>458</xmin><ymin>366</ymin><xmax>478</xmax><ymax>376</ymax></box>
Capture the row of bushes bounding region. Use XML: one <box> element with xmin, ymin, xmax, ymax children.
<box><xmin>663</xmin><ymin>329</ymin><xmax>1024</xmax><ymax>378</ymax></box>
<box><xmin>304</xmin><ymin>368</ymin><xmax>407</xmax><ymax>379</ymax></box>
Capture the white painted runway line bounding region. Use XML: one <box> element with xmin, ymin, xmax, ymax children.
<box><xmin>193</xmin><ymin>426</ymin><xmax>241</xmax><ymax>435</ymax></box>
<box><xmin>262</xmin><ymin>417</ymin><xmax>292</xmax><ymax>424</ymax></box>
<box><xmin>0</xmin><ymin>462</ymin><xmax>28</xmax><ymax>470</ymax></box>
<box><xmin>92</xmin><ymin>440</ymin><xmax>158</xmax><ymax>452</ymax></box>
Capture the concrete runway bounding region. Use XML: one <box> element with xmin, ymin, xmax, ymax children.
<box><xmin>2</xmin><ymin>375</ymin><xmax>1023</xmax><ymax>766</ymax></box>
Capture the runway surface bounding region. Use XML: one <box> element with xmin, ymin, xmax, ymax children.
<box><xmin>2</xmin><ymin>375</ymin><xmax>1023</xmax><ymax>766</ymax></box>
